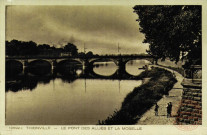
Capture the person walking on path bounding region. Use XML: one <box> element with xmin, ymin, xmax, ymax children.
<box><xmin>154</xmin><ymin>103</ymin><xmax>159</xmax><ymax>116</ymax></box>
<box><xmin>169</xmin><ymin>102</ymin><xmax>172</xmax><ymax>117</ymax></box>
<box><xmin>166</xmin><ymin>103</ymin><xmax>170</xmax><ymax>118</ymax></box>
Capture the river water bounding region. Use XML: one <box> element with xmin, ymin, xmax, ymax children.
<box><xmin>6</xmin><ymin>60</ymin><xmax>150</xmax><ymax>125</ymax></box>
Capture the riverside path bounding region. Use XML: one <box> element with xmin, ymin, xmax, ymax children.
<box><xmin>136</xmin><ymin>65</ymin><xmax>184</xmax><ymax>125</ymax></box>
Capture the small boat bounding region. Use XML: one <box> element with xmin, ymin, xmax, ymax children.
<box><xmin>138</xmin><ymin>67</ymin><xmax>145</xmax><ymax>70</ymax></box>
<box><xmin>138</xmin><ymin>65</ymin><xmax>149</xmax><ymax>70</ymax></box>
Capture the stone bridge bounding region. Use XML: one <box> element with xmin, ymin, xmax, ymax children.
<box><xmin>6</xmin><ymin>55</ymin><xmax>154</xmax><ymax>77</ymax></box>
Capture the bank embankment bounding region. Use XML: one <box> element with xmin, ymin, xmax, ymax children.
<box><xmin>137</xmin><ymin>65</ymin><xmax>184</xmax><ymax>125</ymax></box>
<box><xmin>98</xmin><ymin>67</ymin><xmax>177</xmax><ymax>125</ymax></box>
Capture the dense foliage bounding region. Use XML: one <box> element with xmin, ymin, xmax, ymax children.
<box><xmin>133</xmin><ymin>6</ymin><xmax>201</xmax><ymax>67</ymax></box>
<box><xmin>6</xmin><ymin>40</ymin><xmax>78</xmax><ymax>57</ymax></box>
<box><xmin>64</xmin><ymin>43</ymin><xmax>78</xmax><ymax>56</ymax></box>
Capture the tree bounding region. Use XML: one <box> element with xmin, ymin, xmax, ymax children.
<box><xmin>21</xmin><ymin>41</ymin><xmax>38</xmax><ymax>55</ymax></box>
<box><xmin>133</xmin><ymin>6</ymin><xmax>201</xmax><ymax>67</ymax></box>
<box><xmin>63</xmin><ymin>43</ymin><xmax>78</xmax><ymax>56</ymax></box>
<box><xmin>86</xmin><ymin>51</ymin><xmax>93</xmax><ymax>57</ymax></box>
<box><xmin>37</xmin><ymin>44</ymin><xmax>51</xmax><ymax>55</ymax></box>
<box><xmin>6</xmin><ymin>40</ymin><xmax>39</xmax><ymax>56</ymax></box>
<box><xmin>7</xmin><ymin>40</ymin><xmax>22</xmax><ymax>56</ymax></box>
<box><xmin>38</xmin><ymin>44</ymin><xmax>50</xmax><ymax>50</ymax></box>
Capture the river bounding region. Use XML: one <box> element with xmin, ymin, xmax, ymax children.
<box><xmin>6</xmin><ymin>60</ymin><xmax>150</xmax><ymax>125</ymax></box>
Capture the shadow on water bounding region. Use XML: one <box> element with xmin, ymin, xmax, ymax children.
<box><xmin>6</xmin><ymin>72</ymin><xmax>78</xmax><ymax>92</ymax></box>
<box><xmin>27</xmin><ymin>60</ymin><xmax>51</xmax><ymax>76</ymax></box>
<box><xmin>6</xmin><ymin>75</ymin><xmax>39</xmax><ymax>92</ymax></box>
<box><xmin>6</xmin><ymin>61</ymin><xmax>81</xmax><ymax>92</ymax></box>
<box><xmin>6</xmin><ymin>60</ymin><xmax>145</xmax><ymax>92</ymax></box>
<box><xmin>56</xmin><ymin>60</ymin><xmax>82</xmax><ymax>83</ymax></box>
<box><xmin>57</xmin><ymin>60</ymin><xmax>82</xmax><ymax>76</ymax></box>
<box><xmin>6</xmin><ymin>60</ymin><xmax>23</xmax><ymax>76</ymax></box>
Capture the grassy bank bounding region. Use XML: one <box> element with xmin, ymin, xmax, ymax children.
<box><xmin>98</xmin><ymin>67</ymin><xmax>177</xmax><ymax>125</ymax></box>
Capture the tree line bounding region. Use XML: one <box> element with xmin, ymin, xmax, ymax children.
<box><xmin>6</xmin><ymin>40</ymin><xmax>95</xmax><ymax>57</ymax></box>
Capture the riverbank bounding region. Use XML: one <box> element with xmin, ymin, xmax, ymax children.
<box><xmin>98</xmin><ymin>67</ymin><xmax>177</xmax><ymax>125</ymax></box>
<box><xmin>137</xmin><ymin>65</ymin><xmax>183</xmax><ymax>125</ymax></box>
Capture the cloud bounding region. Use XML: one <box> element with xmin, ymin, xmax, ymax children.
<box><xmin>6</xmin><ymin>5</ymin><xmax>149</xmax><ymax>54</ymax></box>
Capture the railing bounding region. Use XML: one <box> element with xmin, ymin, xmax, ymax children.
<box><xmin>182</xmin><ymin>65</ymin><xmax>202</xmax><ymax>88</ymax></box>
<box><xmin>184</xmin><ymin>65</ymin><xmax>201</xmax><ymax>79</ymax></box>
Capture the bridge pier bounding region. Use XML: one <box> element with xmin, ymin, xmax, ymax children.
<box><xmin>51</xmin><ymin>60</ymin><xmax>57</xmax><ymax>73</ymax></box>
<box><xmin>22</xmin><ymin>60</ymin><xmax>28</xmax><ymax>74</ymax></box>
<box><xmin>116</xmin><ymin>60</ymin><xmax>127</xmax><ymax>78</ymax></box>
<box><xmin>82</xmin><ymin>60</ymin><xmax>90</xmax><ymax>76</ymax></box>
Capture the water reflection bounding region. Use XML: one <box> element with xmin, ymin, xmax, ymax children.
<box><xmin>6</xmin><ymin>75</ymin><xmax>53</xmax><ymax>92</ymax></box>
<box><xmin>27</xmin><ymin>60</ymin><xmax>51</xmax><ymax>75</ymax></box>
<box><xmin>93</xmin><ymin>61</ymin><xmax>117</xmax><ymax>76</ymax></box>
<box><xmin>6</xmin><ymin>79</ymin><xmax>142</xmax><ymax>125</ymax></box>
<box><xmin>6</xmin><ymin>60</ymin><xmax>150</xmax><ymax>92</ymax></box>
<box><xmin>93</xmin><ymin>60</ymin><xmax>151</xmax><ymax>76</ymax></box>
<box><xmin>126</xmin><ymin>60</ymin><xmax>150</xmax><ymax>75</ymax></box>
<box><xmin>57</xmin><ymin>60</ymin><xmax>82</xmax><ymax>76</ymax></box>
<box><xmin>6</xmin><ymin>60</ymin><xmax>148</xmax><ymax>125</ymax></box>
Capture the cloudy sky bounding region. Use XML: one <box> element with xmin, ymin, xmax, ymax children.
<box><xmin>6</xmin><ymin>5</ymin><xmax>149</xmax><ymax>55</ymax></box>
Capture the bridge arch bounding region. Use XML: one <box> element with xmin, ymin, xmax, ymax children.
<box><xmin>6</xmin><ymin>59</ymin><xmax>23</xmax><ymax>64</ymax></box>
<box><xmin>56</xmin><ymin>59</ymin><xmax>83</xmax><ymax>65</ymax></box>
<box><xmin>27</xmin><ymin>59</ymin><xmax>54</xmax><ymax>65</ymax></box>
<box><xmin>6</xmin><ymin>59</ymin><xmax>25</xmax><ymax>65</ymax></box>
<box><xmin>120</xmin><ymin>57</ymin><xmax>154</xmax><ymax>65</ymax></box>
<box><xmin>88</xmin><ymin>58</ymin><xmax>119</xmax><ymax>66</ymax></box>
<box><xmin>55</xmin><ymin>59</ymin><xmax>83</xmax><ymax>76</ymax></box>
<box><xmin>6</xmin><ymin>60</ymin><xmax>23</xmax><ymax>75</ymax></box>
<box><xmin>26</xmin><ymin>60</ymin><xmax>52</xmax><ymax>76</ymax></box>
<box><xmin>27</xmin><ymin>59</ymin><xmax>52</xmax><ymax>69</ymax></box>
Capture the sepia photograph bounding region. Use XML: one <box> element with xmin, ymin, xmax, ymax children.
<box><xmin>4</xmin><ymin>4</ymin><xmax>202</xmax><ymax>127</ymax></box>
